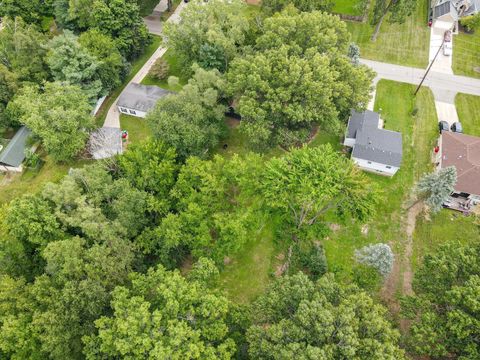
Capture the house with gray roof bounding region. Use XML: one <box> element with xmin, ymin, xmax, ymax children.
<box><xmin>344</xmin><ymin>110</ymin><xmax>403</xmax><ymax>177</ymax></box>
<box><xmin>117</xmin><ymin>83</ymin><xmax>171</xmax><ymax>118</ymax></box>
<box><xmin>0</xmin><ymin>126</ymin><xmax>32</xmax><ymax>172</ymax></box>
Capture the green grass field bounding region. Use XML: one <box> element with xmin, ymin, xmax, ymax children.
<box><xmin>0</xmin><ymin>152</ymin><xmax>91</xmax><ymax>205</ymax></box>
<box><xmin>324</xmin><ymin>80</ymin><xmax>438</xmax><ymax>284</ymax></box>
<box><xmin>120</xmin><ymin>114</ymin><xmax>152</xmax><ymax>146</ymax></box>
<box><xmin>141</xmin><ymin>48</ymin><xmax>188</xmax><ymax>91</ymax></box>
<box><xmin>455</xmin><ymin>93</ymin><xmax>480</xmax><ymax>135</ymax></box>
<box><xmin>333</xmin><ymin>0</ymin><xmax>363</xmax><ymax>16</ymax></box>
<box><xmin>347</xmin><ymin>0</ymin><xmax>430</xmax><ymax>68</ymax></box>
<box><xmin>453</xmin><ymin>31</ymin><xmax>480</xmax><ymax>78</ymax></box>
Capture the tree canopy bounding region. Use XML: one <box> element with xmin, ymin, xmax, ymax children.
<box><xmin>248</xmin><ymin>272</ymin><xmax>405</xmax><ymax>359</ymax></box>
<box><xmin>258</xmin><ymin>145</ymin><xmax>378</xmax><ymax>236</ymax></box>
<box><xmin>83</xmin><ymin>265</ymin><xmax>238</xmax><ymax>359</ymax></box>
<box><xmin>261</xmin><ymin>0</ymin><xmax>334</xmax><ymax>14</ymax></box>
<box><xmin>227</xmin><ymin>9</ymin><xmax>373</xmax><ymax>147</ymax></box>
<box><xmin>402</xmin><ymin>242</ymin><xmax>480</xmax><ymax>358</ymax></box>
<box><xmin>7</xmin><ymin>82</ymin><xmax>95</xmax><ymax>162</ymax></box>
<box><xmin>147</xmin><ymin>66</ymin><xmax>227</xmax><ymax>159</ymax></box>
<box><xmin>164</xmin><ymin>0</ymin><xmax>250</xmax><ymax>72</ymax></box>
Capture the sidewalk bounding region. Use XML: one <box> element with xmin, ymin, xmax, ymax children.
<box><xmin>103</xmin><ymin>1</ymin><xmax>186</xmax><ymax>129</ymax></box>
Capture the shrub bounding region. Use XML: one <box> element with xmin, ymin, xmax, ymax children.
<box><xmin>460</xmin><ymin>13</ymin><xmax>480</xmax><ymax>32</ymax></box>
<box><xmin>355</xmin><ymin>243</ymin><xmax>394</xmax><ymax>277</ymax></box>
<box><xmin>150</xmin><ymin>58</ymin><xmax>170</xmax><ymax>80</ymax></box>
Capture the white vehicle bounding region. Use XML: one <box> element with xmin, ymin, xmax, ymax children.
<box><xmin>443</xmin><ymin>41</ymin><xmax>452</xmax><ymax>56</ymax></box>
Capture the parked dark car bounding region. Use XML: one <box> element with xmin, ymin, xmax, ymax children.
<box><xmin>451</xmin><ymin>122</ymin><xmax>463</xmax><ymax>133</ymax></box>
<box><xmin>439</xmin><ymin>120</ymin><xmax>449</xmax><ymax>133</ymax></box>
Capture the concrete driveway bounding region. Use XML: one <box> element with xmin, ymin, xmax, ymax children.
<box><xmin>143</xmin><ymin>0</ymin><xmax>167</xmax><ymax>35</ymax></box>
<box><xmin>429</xmin><ymin>20</ymin><xmax>454</xmax><ymax>75</ymax></box>
<box><xmin>102</xmin><ymin>1</ymin><xmax>186</xmax><ymax>129</ymax></box>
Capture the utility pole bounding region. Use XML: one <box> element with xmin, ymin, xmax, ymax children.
<box><xmin>414</xmin><ymin>39</ymin><xmax>444</xmax><ymax>95</ymax></box>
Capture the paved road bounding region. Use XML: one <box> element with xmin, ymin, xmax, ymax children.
<box><xmin>103</xmin><ymin>1</ymin><xmax>186</xmax><ymax>129</ymax></box>
<box><xmin>360</xmin><ymin>58</ymin><xmax>480</xmax><ymax>98</ymax></box>
<box><xmin>143</xmin><ymin>0</ymin><xmax>167</xmax><ymax>35</ymax></box>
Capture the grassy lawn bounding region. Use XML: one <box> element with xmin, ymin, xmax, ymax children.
<box><xmin>412</xmin><ymin>211</ymin><xmax>479</xmax><ymax>271</ymax></box>
<box><xmin>218</xmin><ymin>216</ymin><xmax>280</xmax><ymax>304</ymax></box>
<box><xmin>455</xmin><ymin>93</ymin><xmax>480</xmax><ymax>135</ymax></box>
<box><xmin>453</xmin><ymin>31</ymin><xmax>480</xmax><ymax>78</ymax></box>
<box><xmin>347</xmin><ymin>0</ymin><xmax>430</xmax><ymax>68</ymax></box>
<box><xmin>141</xmin><ymin>48</ymin><xmax>188</xmax><ymax>91</ymax></box>
<box><xmin>120</xmin><ymin>114</ymin><xmax>151</xmax><ymax>146</ymax></box>
<box><xmin>323</xmin><ymin>80</ymin><xmax>438</xmax><ymax>285</ymax></box>
<box><xmin>333</xmin><ymin>0</ymin><xmax>363</xmax><ymax>16</ymax></box>
<box><xmin>95</xmin><ymin>35</ymin><xmax>162</xmax><ymax>126</ymax></box>
<box><xmin>0</xmin><ymin>152</ymin><xmax>91</xmax><ymax>205</ymax></box>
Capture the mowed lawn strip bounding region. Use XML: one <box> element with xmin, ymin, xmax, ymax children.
<box><xmin>455</xmin><ymin>93</ymin><xmax>480</xmax><ymax>135</ymax></box>
<box><xmin>333</xmin><ymin>0</ymin><xmax>363</xmax><ymax>16</ymax></box>
<box><xmin>453</xmin><ymin>31</ymin><xmax>480</xmax><ymax>79</ymax></box>
<box><xmin>120</xmin><ymin>114</ymin><xmax>152</xmax><ymax>146</ymax></box>
<box><xmin>323</xmin><ymin>80</ymin><xmax>437</xmax><ymax>285</ymax></box>
<box><xmin>347</xmin><ymin>0</ymin><xmax>430</xmax><ymax>68</ymax></box>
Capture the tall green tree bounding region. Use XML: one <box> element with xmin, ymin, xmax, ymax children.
<box><xmin>164</xmin><ymin>0</ymin><xmax>250</xmax><ymax>72</ymax></box>
<box><xmin>227</xmin><ymin>10</ymin><xmax>373</xmax><ymax>147</ymax></box>
<box><xmin>248</xmin><ymin>272</ymin><xmax>405</xmax><ymax>359</ymax></box>
<box><xmin>259</xmin><ymin>145</ymin><xmax>377</xmax><ymax>237</ymax></box>
<box><xmin>261</xmin><ymin>0</ymin><xmax>334</xmax><ymax>14</ymax></box>
<box><xmin>0</xmin><ymin>237</ymin><xmax>134</xmax><ymax>360</ymax></box>
<box><xmin>7</xmin><ymin>82</ymin><xmax>95</xmax><ymax>162</ymax></box>
<box><xmin>0</xmin><ymin>17</ymin><xmax>49</xmax><ymax>84</ymax></box>
<box><xmin>371</xmin><ymin>0</ymin><xmax>416</xmax><ymax>41</ymax></box>
<box><xmin>0</xmin><ymin>64</ymin><xmax>19</xmax><ymax>128</ymax></box>
<box><xmin>91</xmin><ymin>0</ymin><xmax>150</xmax><ymax>59</ymax></box>
<box><xmin>402</xmin><ymin>242</ymin><xmax>480</xmax><ymax>358</ymax></box>
<box><xmin>0</xmin><ymin>0</ymin><xmax>50</xmax><ymax>23</ymax></box>
<box><xmin>79</xmin><ymin>29</ymin><xmax>126</xmax><ymax>93</ymax></box>
<box><xmin>83</xmin><ymin>265</ymin><xmax>237</xmax><ymax>359</ymax></box>
<box><xmin>147</xmin><ymin>66</ymin><xmax>227</xmax><ymax>159</ymax></box>
<box><xmin>46</xmin><ymin>31</ymin><xmax>103</xmax><ymax>101</ymax></box>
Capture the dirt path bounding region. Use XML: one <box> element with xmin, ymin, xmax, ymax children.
<box><xmin>381</xmin><ymin>201</ymin><xmax>423</xmax><ymax>332</ymax></box>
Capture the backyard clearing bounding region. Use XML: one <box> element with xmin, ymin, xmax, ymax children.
<box><xmin>323</xmin><ymin>80</ymin><xmax>437</xmax><ymax>297</ymax></box>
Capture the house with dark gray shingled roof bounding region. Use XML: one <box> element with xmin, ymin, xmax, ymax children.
<box><xmin>344</xmin><ymin>110</ymin><xmax>403</xmax><ymax>177</ymax></box>
<box><xmin>117</xmin><ymin>83</ymin><xmax>172</xmax><ymax>118</ymax></box>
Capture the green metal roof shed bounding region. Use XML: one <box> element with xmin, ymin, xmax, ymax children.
<box><xmin>0</xmin><ymin>126</ymin><xmax>32</xmax><ymax>168</ymax></box>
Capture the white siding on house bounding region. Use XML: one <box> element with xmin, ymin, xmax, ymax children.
<box><xmin>0</xmin><ymin>164</ymin><xmax>23</xmax><ymax>173</ymax></box>
<box><xmin>352</xmin><ymin>157</ymin><xmax>399</xmax><ymax>177</ymax></box>
<box><xmin>343</xmin><ymin>137</ymin><xmax>356</xmax><ymax>147</ymax></box>
<box><xmin>118</xmin><ymin>106</ymin><xmax>147</xmax><ymax>118</ymax></box>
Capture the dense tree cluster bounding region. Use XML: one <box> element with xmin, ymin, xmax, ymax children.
<box><xmin>0</xmin><ymin>0</ymin><xmax>149</xmax><ymax>159</ymax></box>
<box><xmin>164</xmin><ymin>0</ymin><xmax>250</xmax><ymax>73</ymax></box>
<box><xmin>227</xmin><ymin>8</ymin><xmax>374</xmax><ymax>147</ymax></box>
<box><xmin>248</xmin><ymin>272</ymin><xmax>405</xmax><ymax>359</ymax></box>
<box><xmin>402</xmin><ymin>242</ymin><xmax>480</xmax><ymax>358</ymax></box>
<box><xmin>147</xmin><ymin>66</ymin><xmax>227</xmax><ymax>159</ymax></box>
